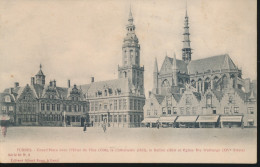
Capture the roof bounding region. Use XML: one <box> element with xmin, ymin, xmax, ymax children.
<box><xmin>36</xmin><ymin>69</ymin><xmax>45</xmax><ymax>76</ymax></box>
<box><xmin>188</xmin><ymin>54</ymin><xmax>237</xmax><ymax>74</ymax></box>
<box><xmin>192</xmin><ymin>92</ymin><xmax>201</xmax><ymax>101</ymax></box>
<box><xmin>172</xmin><ymin>93</ymin><xmax>182</xmax><ymax>102</ymax></box>
<box><xmin>211</xmin><ymin>90</ymin><xmax>224</xmax><ymax>101</ymax></box>
<box><xmin>0</xmin><ymin>93</ymin><xmax>15</xmax><ymax>102</ymax></box>
<box><xmin>154</xmin><ymin>94</ymin><xmax>165</xmax><ymax>104</ymax></box>
<box><xmin>167</xmin><ymin>56</ymin><xmax>188</xmax><ymax>73</ymax></box>
<box><xmin>80</xmin><ymin>78</ymin><xmax>130</xmax><ymax>97</ymax></box>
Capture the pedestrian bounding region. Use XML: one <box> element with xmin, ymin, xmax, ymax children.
<box><xmin>157</xmin><ymin>121</ymin><xmax>160</xmax><ymax>129</ymax></box>
<box><xmin>83</xmin><ymin>122</ymin><xmax>87</xmax><ymax>133</ymax></box>
<box><xmin>0</xmin><ymin>117</ymin><xmax>9</xmax><ymax>139</ymax></box>
<box><xmin>102</xmin><ymin>122</ymin><xmax>106</xmax><ymax>133</ymax></box>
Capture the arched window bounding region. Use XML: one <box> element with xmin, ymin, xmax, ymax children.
<box><xmin>162</xmin><ymin>79</ymin><xmax>170</xmax><ymax>87</ymax></box>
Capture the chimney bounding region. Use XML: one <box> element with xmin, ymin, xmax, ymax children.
<box><xmin>68</xmin><ymin>79</ymin><xmax>70</xmax><ymax>88</ymax></box>
<box><xmin>14</xmin><ymin>82</ymin><xmax>19</xmax><ymax>88</ymax></box>
<box><xmin>31</xmin><ymin>77</ymin><xmax>35</xmax><ymax>85</ymax></box>
<box><xmin>50</xmin><ymin>81</ymin><xmax>53</xmax><ymax>87</ymax></box>
<box><xmin>9</xmin><ymin>88</ymin><xmax>14</xmax><ymax>94</ymax></box>
<box><xmin>91</xmin><ymin>77</ymin><xmax>94</xmax><ymax>83</ymax></box>
<box><xmin>54</xmin><ymin>80</ymin><xmax>56</xmax><ymax>87</ymax></box>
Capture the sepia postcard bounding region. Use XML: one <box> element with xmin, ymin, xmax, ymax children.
<box><xmin>0</xmin><ymin>0</ymin><xmax>257</xmax><ymax>164</ymax></box>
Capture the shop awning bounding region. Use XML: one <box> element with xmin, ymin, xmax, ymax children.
<box><xmin>220</xmin><ymin>116</ymin><xmax>242</xmax><ymax>122</ymax></box>
<box><xmin>142</xmin><ymin>117</ymin><xmax>159</xmax><ymax>123</ymax></box>
<box><xmin>176</xmin><ymin>116</ymin><xmax>198</xmax><ymax>123</ymax></box>
<box><xmin>159</xmin><ymin>116</ymin><xmax>177</xmax><ymax>123</ymax></box>
<box><xmin>0</xmin><ymin>115</ymin><xmax>10</xmax><ymax>120</ymax></box>
<box><xmin>196</xmin><ymin>115</ymin><xmax>219</xmax><ymax>123</ymax></box>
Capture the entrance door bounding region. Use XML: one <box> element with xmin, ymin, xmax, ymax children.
<box><xmin>81</xmin><ymin>118</ymin><xmax>85</xmax><ymax>127</ymax></box>
<box><xmin>18</xmin><ymin>118</ymin><xmax>21</xmax><ymax>125</ymax></box>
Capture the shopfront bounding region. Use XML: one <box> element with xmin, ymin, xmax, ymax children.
<box><xmin>196</xmin><ymin>115</ymin><xmax>219</xmax><ymax>128</ymax></box>
<box><xmin>175</xmin><ymin>116</ymin><xmax>198</xmax><ymax>128</ymax></box>
<box><xmin>141</xmin><ymin>117</ymin><xmax>159</xmax><ymax>128</ymax></box>
<box><xmin>159</xmin><ymin>116</ymin><xmax>177</xmax><ymax>128</ymax></box>
<box><xmin>220</xmin><ymin>116</ymin><xmax>243</xmax><ymax>128</ymax></box>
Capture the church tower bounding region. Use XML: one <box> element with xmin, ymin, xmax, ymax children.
<box><xmin>182</xmin><ymin>7</ymin><xmax>192</xmax><ymax>63</ymax></box>
<box><xmin>35</xmin><ymin>64</ymin><xmax>45</xmax><ymax>86</ymax></box>
<box><xmin>118</xmin><ymin>7</ymin><xmax>144</xmax><ymax>95</ymax></box>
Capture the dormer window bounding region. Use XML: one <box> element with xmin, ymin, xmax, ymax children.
<box><xmin>4</xmin><ymin>96</ymin><xmax>11</xmax><ymax>102</ymax></box>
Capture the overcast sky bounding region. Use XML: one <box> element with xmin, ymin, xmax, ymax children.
<box><xmin>0</xmin><ymin>0</ymin><xmax>257</xmax><ymax>94</ymax></box>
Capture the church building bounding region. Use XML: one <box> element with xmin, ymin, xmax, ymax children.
<box><xmin>144</xmin><ymin>7</ymin><xmax>257</xmax><ymax>128</ymax></box>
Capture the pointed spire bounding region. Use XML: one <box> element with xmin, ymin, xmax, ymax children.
<box><xmin>154</xmin><ymin>57</ymin><xmax>158</xmax><ymax>73</ymax></box>
<box><xmin>128</xmin><ymin>4</ymin><xmax>133</xmax><ymax>23</ymax></box>
<box><xmin>172</xmin><ymin>52</ymin><xmax>177</xmax><ymax>71</ymax></box>
<box><xmin>185</xmin><ymin>0</ymin><xmax>188</xmax><ymax>18</ymax></box>
<box><xmin>40</xmin><ymin>64</ymin><xmax>42</xmax><ymax>69</ymax></box>
<box><xmin>249</xmin><ymin>90</ymin><xmax>255</xmax><ymax>99</ymax></box>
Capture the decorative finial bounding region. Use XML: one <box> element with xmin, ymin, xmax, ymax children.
<box><xmin>40</xmin><ymin>64</ymin><xmax>42</xmax><ymax>69</ymax></box>
<box><xmin>185</xmin><ymin>0</ymin><xmax>188</xmax><ymax>18</ymax></box>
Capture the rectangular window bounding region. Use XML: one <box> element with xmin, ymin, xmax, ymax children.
<box><xmin>74</xmin><ymin>105</ymin><xmax>77</xmax><ymax>112</ymax></box>
<box><xmin>109</xmin><ymin>101</ymin><xmax>113</xmax><ymax>110</ymax></box>
<box><xmin>63</xmin><ymin>105</ymin><xmax>67</xmax><ymax>111</ymax></box>
<box><xmin>52</xmin><ymin>104</ymin><xmax>55</xmax><ymax>111</ymax></box>
<box><xmin>57</xmin><ymin>104</ymin><xmax>60</xmax><ymax>111</ymax></box>
<box><xmin>130</xmin><ymin>99</ymin><xmax>133</xmax><ymax>110</ymax></box>
<box><xmin>123</xmin><ymin>115</ymin><xmax>127</xmax><ymax>122</ymax></box>
<box><xmin>119</xmin><ymin>100</ymin><xmax>122</xmax><ymax>110</ymax></box>
<box><xmin>91</xmin><ymin>102</ymin><xmax>94</xmax><ymax>111</ymax></box>
<box><xmin>247</xmin><ymin>107</ymin><xmax>254</xmax><ymax>114</ymax></box>
<box><xmin>95</xmin><ymin>102</ymin><xmax>98</xmax><ymax>111</ymax></box>
<box><xmin>2</xmin><ymin>106</ymin><xmax>6</xmax><ymax>112</ymax></box>
<box><xmin>119</xmin><ymin>115</ymin><xmax>122</xmax><ymax>122</ymax></box>
<box><xmin>134</xmin><ymin>100</ymin><xmax>137</xmax><ymax>110</ymax></box>
<box><xmin>69</xmin><ymin>105</ymin><xmax>72</xmax><ymax>112</ymax></box>
<box><xmin>162</xmin><ymin>108</ymin><xmax>166</xmax><ymax>115</ymax></box>
<box><xmin>104</xmin><ymin>104</ymin><xmax>107</xmax><ymax>110</ymax></box>
<box><xmin>113</xmin><ymin>115</ymin><xmax>117</xmax><ymax>122</ymax></box>
<box><xmin>9</xmin><ymin>106</ymin><xmax>14</xmax><ymax>111</ymax></box>
<box><xmin>154</xmin><ymin>110</ymin><xmax>157</xmax><ymax>115</ymax></box>
<box><xmin>224</xmin><ymin>107</ymin><xmax>229</xmax><ymax>114</ymax></box>
<box><xmin>78</xmin><ymin>105</ymin><xmax>81</xmax><ymax>112</ymax></box>
<box><xmin>41</xmin><ymin>103</ymin><xmax>45</xmax><ymax>111</ymax></box>
<box><xmin>47</xmin><ymin>104</ymin><xmax>50</xmax><ymax>111</ymax></box>
<box><xmin>234</xmin><ymin>107</ymin><xmax>239</xmax><ymax>113</ymax></box>
<box><xmin>173</xmin><ymin>107</ymin><xmax>177</xmax><ymax>114</ymax></box>
<box><xmin>180</xmin><ymin>107</ymin><xmax>184</xmax><ymax>115</ymax></box>
<box><xmin>186</xmin><ymin>107</ymin><xmax>190</xmax><ymax>115</ymax></box>
<box><xmin>95</xmin><ymin>115</ymin><xmax>98</xmax><ymax>122</ymax></box>
<box><xmin>123</xmin><ymin>99</ymin><xmax>127</xmax><ymax>110</ymax></box>
<box><xmin>167</xmin><ymin>107</ymin><xmax>171</xmax><ymax>115</ymax></box>
<box><xmin>138</xmin><ymin>100</ymin><xmax>141</xmax><ymax>110</ymax></box>
<box><xmin>114</xmin><ymin>100</ymin><xmax>117</xmax><ymax>110</ymax></box>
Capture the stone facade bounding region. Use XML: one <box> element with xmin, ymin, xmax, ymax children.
<box><xmin>144</xmin><ymin>8</ymin><xmax>257</xmax><ymax>128</ymax></box>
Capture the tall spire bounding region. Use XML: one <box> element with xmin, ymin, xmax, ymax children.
<box><xmin>153</xmin><ymin>57</ymin><xmax>158</xmax><ymax>73</ymax></box>
<box><xmin>128</xmin><ymin>5</ymin><xmax>134</xmax><ymax>24</ymax></box>
<box><xmin>182</xmin><ymin>1</ymin><xmax>192</xmax><ymax>64</ymax></box>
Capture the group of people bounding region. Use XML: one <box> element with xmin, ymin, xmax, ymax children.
<box><xmin>83</xmin><ymin>121</ymin><xmax>107</xmax><ymax>133</ymax></box>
